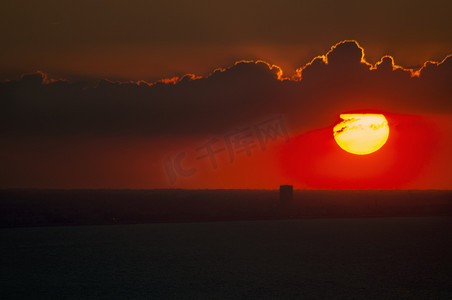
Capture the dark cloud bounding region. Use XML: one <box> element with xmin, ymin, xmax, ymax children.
<box><xmin>1</xmin><ymin>41</ymin><xmax>451</xmax><ymax>138</ymax></box>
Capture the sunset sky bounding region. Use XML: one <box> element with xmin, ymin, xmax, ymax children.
<box><xmin>1</xmin><ymin>0</ymin><xmax>451</xmax><ymax>189</ymax></box>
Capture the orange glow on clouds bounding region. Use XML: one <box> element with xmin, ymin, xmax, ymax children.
<box><xmin>29</xmin><ymin>40</ymin><xmax>451</xmax><ymax>85</ymax></box>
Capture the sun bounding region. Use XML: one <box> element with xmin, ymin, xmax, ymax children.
<box><xmin>333</xmin><ymin>114</ymin><xmax>389</xmax><ymax>155</ymax></box>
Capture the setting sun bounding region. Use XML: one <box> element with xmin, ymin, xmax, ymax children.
<box><xmin>333</xmin><ymin>114</ymin><xmax>389</xmax><ymax>155</ymax></box>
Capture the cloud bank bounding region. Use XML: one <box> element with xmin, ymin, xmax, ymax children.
<box><xmin>1</xmin><ymin>41</ymin><xmax>451</xmax><ymax>137</ymax></box>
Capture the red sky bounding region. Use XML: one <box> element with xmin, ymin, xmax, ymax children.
<box><xmin>2</xmin><ymin>112</ymin><xmax>451</xmax><ymax>189</ymax></box>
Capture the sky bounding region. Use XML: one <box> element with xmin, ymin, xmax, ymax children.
<box><xmin>1</xmin><ymin>0</ymin><xmax>452</xmax><ymax>81</ymax></box>
<box><xmin>1</xmin><ymin>0</ymin><xmax>451</xmax><ymax>189</ymax></box>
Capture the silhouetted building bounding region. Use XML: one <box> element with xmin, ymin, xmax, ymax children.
<box><xmin>280</xmin><ymin>185</ymin><xmax>293</xmax><ymax>203</ymax></box>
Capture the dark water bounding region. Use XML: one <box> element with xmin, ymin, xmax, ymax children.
<box><xmin>1</xmin><ymin>218</ymin><xmax>452</xmax><ymax>299</ymax></box>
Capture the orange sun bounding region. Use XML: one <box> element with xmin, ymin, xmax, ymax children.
<box><xmin>333</xmin><ymin>114</ymin><xmax>390</xmax><ymax>155</ymax></box>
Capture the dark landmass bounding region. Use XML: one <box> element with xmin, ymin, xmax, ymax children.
<box><xmin>1</xmin><ymin>189</ymin><xmax>451</xmax><ymax>228</ymax></box>
<box><xmin>2</xmin><ymin>218</ymin><xmax>452</xmax><ymax>299</ymax></box>
<box><xmin>2</xmin><ymin>191</ymin><xmax>452</xmax><ymax>298</ymax></box>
